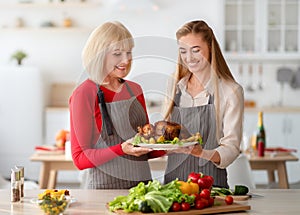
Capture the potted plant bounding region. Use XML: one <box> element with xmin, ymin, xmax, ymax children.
<box><xmin>11</xmin><ymin>50</ymin><xmax>27</xmax><ymax>66</ymax></box>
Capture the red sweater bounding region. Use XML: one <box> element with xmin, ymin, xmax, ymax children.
<box><xmin>69</xmin><ymin>79</ymin><xmax>164</xmax><ymax>170</ymax></box>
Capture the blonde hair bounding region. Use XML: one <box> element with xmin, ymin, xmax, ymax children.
<box><xmin>164</xmin><ymin>20</ymin><xmax>235</xmax><ymax>138</ymax></box>
<box><xmin>82</xmin><ymin>21</ymin><xmax>134</xmax><ymax>84</ymax></box>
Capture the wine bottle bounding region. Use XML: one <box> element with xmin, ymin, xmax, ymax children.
<box><xmin>256</xmin><ymin>111</ymin><xmax>266</xmax><ymax>150</ymax></box>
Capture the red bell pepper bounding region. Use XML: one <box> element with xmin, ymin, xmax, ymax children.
<box><xmin>188</xmin><ymin>172</ymin><xmax>214</xmax><ymax>190</ymax></box>
<box><xmin>187</xmin><ymin>172</ymin><xmax>201</xmax><ymax>183</ymax></box>
<box><xmin>197</xmin><ymin>174</ymin><xmax>214</xmax><ymax>190</ymax></box>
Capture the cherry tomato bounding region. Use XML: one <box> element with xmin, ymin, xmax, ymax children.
<box><xmin>181</xmin><ymin>202</ymin><xmax>191</xmax><ymax>211</ymax></box>
<box><xmin>195</xmin><ymin>199</ymin><xmax>206</xmax><ymax>210</ymax></box>
<box><xmin>199</xmin><ymin>198</ymin><xmax>209</xmax><ymax>207</ymax></box>
<box><xmin>199</xmin><ymin>189</ymin><xmax>211</xmax><ymax>200</ymax></box>
<box><xmin>225</xmin><ymin>195</ymin><xmax>234</xmax><ymax>205</ymax></box>
<box><xmin>208</xmin><ymin>197</ymin><xmax>214</xmax><ymax>207</ymax></box>
<box><xmin>190</xmin><ymin>193</ymin><xmax>201</xmax><ymax>201</ymax></box>
<box><xmin>171</xmin><ymin>202</ymin><xmax>181</xmax><ymax>212</ymax></box>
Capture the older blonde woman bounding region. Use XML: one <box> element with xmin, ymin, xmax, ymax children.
<box><xmin>69</xmin><ymin>21</ymin><xmax>161</xmax><ymax>189</ymax></box>
<box><xmin>163</xmin><ymin>20</ymin><xmax>244</xmax><ymax>188</ymax></box>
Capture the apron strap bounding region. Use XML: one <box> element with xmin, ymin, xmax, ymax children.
<box><xmin>124</xmin><ymin>81</ymin><xmax>135</xmax><ymax>97</ymax></box>
<box><xmin>96</xmin><ymin>81</ymin><xmax>135</xmax><ymax>136</ymax></box>
<box><xmin>97</xmin><ymin>84</ymin><xmax>113</xmax><ymax>136</ymax></box>
<box><xmin>174</xmin><ymin>88</ymin><xmax>182</xmax><ymax>107</ymax></box>
<box><xmin>208</xmin><ymin>94</ymin><xmax>214</xmax><ymax>104</ymax></box>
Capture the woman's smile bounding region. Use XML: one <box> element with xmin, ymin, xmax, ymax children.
<box><xmin>187</xmin><ymin>60</ymin><xmax>200</xmax><ymax>68</ymax></box>
<box><xmin>114</xmin><ymin>64</ymin><xmax>127</xmax><ymax>71</ymax></box>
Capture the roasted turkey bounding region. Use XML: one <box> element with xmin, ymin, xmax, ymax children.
<box><xmin>138</xmin><ymin>120</ymin><xmax>190</xmax><ymax>141</ymax></box>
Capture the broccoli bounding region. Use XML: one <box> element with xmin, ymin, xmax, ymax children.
<box><xmin>234</xmin><ymin>185</ymin><xmax>249</xmax><ymax>195</ymax></box>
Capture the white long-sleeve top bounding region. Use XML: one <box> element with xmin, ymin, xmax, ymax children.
<box><xmin>177</xmin><ymin>75</ymin><xmax>244</xmax><ymax>168</ymax></box>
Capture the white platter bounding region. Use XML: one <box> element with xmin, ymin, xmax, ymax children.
<box><xmin>137</xmin><ymin>142</ymin><xmax>198</xmax><ymax>150</ymax></box>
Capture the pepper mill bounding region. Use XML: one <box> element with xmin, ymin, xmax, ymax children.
<box><xmin>11</xmin><ymin>168</ymin><xmax>21</xmax><ymax>202</ymax></box>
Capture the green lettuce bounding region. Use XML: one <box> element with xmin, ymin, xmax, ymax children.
<box><xmin>108</xmin><ymin>179</ymin><xmax>194</xmax><ymax>213</ymax></box>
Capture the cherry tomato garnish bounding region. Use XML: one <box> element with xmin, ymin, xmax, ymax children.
<box><xmin>171</xmin><ymin>202</ymin><xmax>181</xmax><ymax>212</ymax></box>
<box><xmin>199</xmin><ymin>189</ymin><xmax>211</xmax><ymax>200</ymax></box>
<box><xmin>181</xmin><ymin>202</ymin><xmax>191</xmax><ymax>211</ymax></box>
<box><xmin>225</xmin><ymin>195</ymin><xmax>234</xmax><ymax>205</ymax></box>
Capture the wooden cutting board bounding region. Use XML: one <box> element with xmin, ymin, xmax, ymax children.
<box><xmin>111</xmin><ymin>199</ymin><xmax>251</xmax><ymax>215</ymax></box>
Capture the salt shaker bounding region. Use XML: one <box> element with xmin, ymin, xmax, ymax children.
<box><xmin>11</xmin><ymin>168</ymin><xmax>21</xmax><ymax>202</ymax></box>
<box><xmin>15</xmin><ymin>166</ymin><xmax>24</xmax><ymax>198</ymax></box>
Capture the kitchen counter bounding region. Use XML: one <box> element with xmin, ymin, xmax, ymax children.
<box><xmin>1</xmin><ymin>189</ymin><xmax>300</xmax><ymax>214</ymax></box>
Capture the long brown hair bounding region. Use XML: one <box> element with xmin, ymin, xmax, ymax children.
<box><xmin>164</xmin><ymin>20</ymin><xmax>235</xmax><ymax>135</ymax></box>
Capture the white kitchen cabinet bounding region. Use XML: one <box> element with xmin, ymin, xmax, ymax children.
<box><xmin>244</xmin><ymin>109</ymin><xmax>300</xmax><ymax>184</ymax></box>
<box><xmin>224</xmin><ymin>0</ymin><xmax>256</xmax><ymax>53</ymax></box>
<box><xmin>267</xmin><ymin>0</ymin><xmax>299</xmax><ymax>53</ymax></box>
<box><xmin>224</xmin><ymin>0</ymin><xmax>300</xmax><ymax>59</ymax></box>
<box><xmin>264</xmin><ymin>112</ymin><xmax>300</xmax><ymax>184</ymax></box>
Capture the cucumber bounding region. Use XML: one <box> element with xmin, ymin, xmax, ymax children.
<box><xmin>138</xmin><ymin>201</ymin><xmax>153</xmax><ymax>213</ymax></box>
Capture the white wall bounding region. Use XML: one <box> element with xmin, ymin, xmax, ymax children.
<box><xmin>1</xmin><ymin>0</ymin><xmax>299</xmax><ymax>108</ymax></box>
<box><xmin>0</xmin><ymin>67</ymin><xmax>42</xmax><ymax>181</ymax></box>
<box><xmin>0</xmin><ymin>0</ymin><xmax>223</xmax><ymax>105</ymax></box>
<box><xmin>228</xmin><ymin>62</ymin><xmax>300</xmax><ymax>107</ymax></box>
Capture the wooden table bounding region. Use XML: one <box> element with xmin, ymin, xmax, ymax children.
<box><xmin>30</xmin><ymin>153</ymin><xmax>298</xmax><ymax>189</ymax></box>
<box><xmin>1</xmin><ymin>189</ymin><xmax>300</xmax><ymax>214</ymax></box>
<box><xmin>30</xmin><ymin>153</ymin><xmax>77</xmax><ymax>189</ymax></box>
<box><xmin>248</xmin><ymin>153</ymin><xmax>298</xmax><ymax>189</ymax></box>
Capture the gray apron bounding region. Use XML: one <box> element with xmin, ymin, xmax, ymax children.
<box><xmin>84</xmin><ymin>82</ymin><xmax>152</xmax><ymax>189</ymax></box>
<box><xmin>164</xmin><ymin>90</ymin><xmax>228</xmax><ymax>188</ymax></box>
